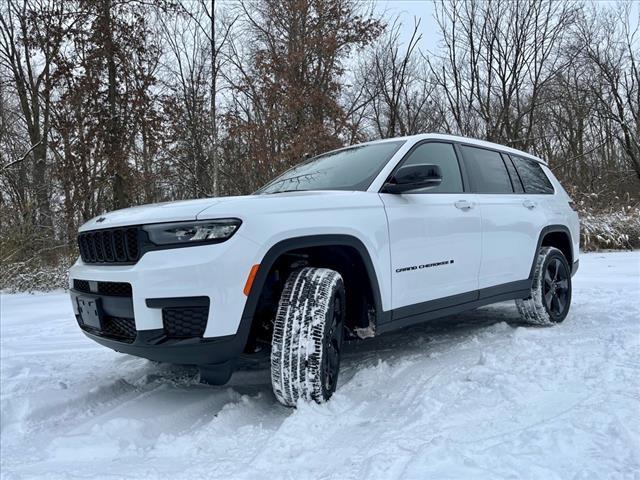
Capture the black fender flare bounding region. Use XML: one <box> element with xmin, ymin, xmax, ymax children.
<box><xmin>528</xmin><ymin>224</ymin><xmax>575</xmax><ymax>281</ymax></box>
<box><xmin>240</xmin><ymin>234</ymin><xmax>389</xmax><ymax>332</ymax></box>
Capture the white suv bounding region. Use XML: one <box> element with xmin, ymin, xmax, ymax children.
<box><xmin>69</xmin><ymin>133</ymin><xmax>579</xmax><ymax>406</ymax></box>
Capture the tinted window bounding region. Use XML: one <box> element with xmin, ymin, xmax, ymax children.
<box><xmin>511</xmin><ymin>155</ymin><xmax>554</xmax><ymax>194</ymax></box>
<box><xmin>460</xmin><ymin>146</ymin><xmax>513</xmax><ymax>193</ymax></box>
<box><xmin>400</xmin><ymin>142</ymin><xmax>463</xmax><ymax>193</ymax></box>
<box><xmin>503</xmin><ymin>154</ymin><xmax>525</xmax><ymax>193</ymax></box>
<box><xmin>258</xmin><ymin>141</ymin><xmax>405</xmax><ymax>194</ymax></box>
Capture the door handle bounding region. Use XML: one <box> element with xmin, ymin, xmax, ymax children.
<box><xmin>523</xmin><ymin>199</ymin><xmax>537</xmax><ymax>209</ymax></box>
<box><xmin>454</xmin><ymin>200</ymin><xmax>473</xmax><ymax>211</ymax></box>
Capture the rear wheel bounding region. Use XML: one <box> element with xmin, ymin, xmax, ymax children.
<box><xmin>270</xmin><ymin>267</ymin><xmax>345</xmax><ymax>407</ymax></box>
<box><xmin>516</xmin><ymin>246</ymin><xmax>572</xmax><ymax>326</ymax></box>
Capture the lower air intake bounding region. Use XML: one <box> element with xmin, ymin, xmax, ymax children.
<box><xmin>162</xmin><ymin>307</ymin><xmax>208</xmax><ymax>338</ymax></box>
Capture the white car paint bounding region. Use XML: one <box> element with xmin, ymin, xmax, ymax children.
<box><xmin>79</xmin><ymin>198</ymin><xmax>221</xmax><ymax>231</ymax></box>
<box><xmin>69</xmin><ymin>133</ymin><xmax>579</xmax><ymax>344</ymax></box>
<box><xmin>381</xmin><ymin>192</ymin><xmax>482</xmax><ymax>307</ymax></box>
<box><xmin>475</xmin><ymin>192</ymin><xmax>549</xmax><ymax>289</ymax></box>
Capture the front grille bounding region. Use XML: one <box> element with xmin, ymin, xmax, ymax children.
<box><xmin>102</xmin><ymin>316</ymin><xmax>136</xmax><ymax>342</ymax></box>
<box><xmin>73</xmin><ymin>280</ymin><xmax>132</xmax><ymax>297</ymax></box>
<box><xmin>98</xmin><ymin>282</ymin><xmax>132</xmax><ymax>297</ymax></box>
<box><xmin>74</xmin><ymin>279</ymin><xmax>90</xmax><ymax>292</ymax></box>
<box><xmin>163</xmin><ymin>307</ymin><xmax>208</xmax><ymax>338</ymax></box>
<box><xmin>77</xmin><ymin>315</ymin><xmax>136</xmax><ymax>343</ymax></box>
<box><xmin>78</xmin><ymin>227</ymin><xmax>141</xmax><ymax>264</ymax></box>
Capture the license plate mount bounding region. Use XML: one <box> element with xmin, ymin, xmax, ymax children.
<box><xmin>77</xmin><ymin>296</ymin><xmax>103</xmax><ymax>330</ymax></box>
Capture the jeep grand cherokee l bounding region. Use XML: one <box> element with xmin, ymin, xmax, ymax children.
<box><xmin>69</xmin><ymin>133</ymin><xmax>579</xmax><ymax>406</ymax></box>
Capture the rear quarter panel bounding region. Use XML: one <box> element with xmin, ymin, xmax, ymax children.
<box><xmin>541</xmin><ymin>165</ymin><xmax>580</xmax><ymax>264</ymax></box>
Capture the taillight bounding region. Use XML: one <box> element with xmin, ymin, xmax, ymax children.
<box><xmin>568</xmin><ymin>201</ymin><xmax>578</xmax><ymax>211</ymax></box>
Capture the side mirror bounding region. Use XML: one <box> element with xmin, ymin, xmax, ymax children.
<box><xmin>382</xmin><ymin>164</ymin><xmax>443</xmax><ymax>194</ymax></box>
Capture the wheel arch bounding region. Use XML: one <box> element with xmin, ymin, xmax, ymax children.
<box><xmin>240</xmin><ymin>235</ymin><xmax>387</xmax><ymax>347</ymax></box>
<box><xmin>530</xmin><ymin>225</ymin><xmax>574</xmax><ymax>280</ymax></box>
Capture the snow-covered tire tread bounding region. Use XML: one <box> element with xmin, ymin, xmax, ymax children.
<box><xmin>271</xmin><ymin>267</ymin><xmax>343</xmax><ymax>407</ymax></box>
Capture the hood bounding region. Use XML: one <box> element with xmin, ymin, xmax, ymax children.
<box><xmin>79</xmin><ymin>198</ymin><xmax>220</xmax><ymax>231</ymax></box>
<box><xmin>79</xmin><ymin>191</ymin><xmax>369</xmax><ymax>232</ymax></box>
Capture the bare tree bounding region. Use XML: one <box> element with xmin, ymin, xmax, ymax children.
<box><xmin>429</xmin><ymin>0</ymin><xmax>577</xmax><ymax>149</ymax></box>
<box><xmin>0</xmin><ymin>0</ymin><xmax>72</xmax><ymax>239</ymax></box>
<box><xmin>578</xmin><ymin>2</ymin><xmax>639</xmax><ymax>181</ymax></box>
<box><xmin>172</xmin><ymin>0</ymin><xmax>237</xmax><ymax>197</ymax></box>
<box><xmin>159</xmin><ymin>4</ymin><xmax>214</xmax><ymax>198</ymax></box>
<box><xmin>359</xmin><ymin>17</ymin><xmax>444</xmax><ymax>138</ymax></box>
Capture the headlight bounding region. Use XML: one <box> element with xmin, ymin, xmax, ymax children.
<box><xmin>143</xmin><ymin>219</ymin><xmax>241</xmax><ymax>246</ymax></box>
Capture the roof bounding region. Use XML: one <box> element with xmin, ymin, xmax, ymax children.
<box><xmin>368</xmin><ymin>133</ymin><xmax>546</xmax><ymax>164</ymax></box>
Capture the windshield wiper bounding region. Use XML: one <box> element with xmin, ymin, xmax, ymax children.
<box><xmin>264</xmin><ymin>189</ymin><xmax>305</xmax><ymax>194</ymax></box>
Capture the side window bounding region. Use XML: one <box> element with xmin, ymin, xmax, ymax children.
<box><xmin>400</xmin><ymin>142</ymin><xmax>463</xmax><ymax>193</ymax></box>
<box><xmin>503</xmin><ymin>154</ymin><xmax>525</xmax><ymax>193</ymax></box>
<box><xmin>460</xmin><ymin>145</ymin><xmax>513</xmax><ymax>194</ymax></box>
<box><xmin>511</xmin><ymin>155</ymin><xmax>554</xmax><ymax>194</ymax></box>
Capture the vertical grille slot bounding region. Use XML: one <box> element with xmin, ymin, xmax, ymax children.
<box><xmin>87</xmin><ymin>234</ymin><xmax>97</xmax><ymax>262</ymax></box>
<box><xmin>125</xmin><ymin>228</ymin><xmax>139</xmax><ymax>261</ymax></box>
<box><xmin>94</xmin><ymin>232</ymin><xmax>105</xmax><ymax>262</ymax></box>
<box><xmin>113</xmin><ymin>229</ymin><xmax>127</xmax><ymax>262</ymax></box>
<box><xmin>79</xmin><ymin>236</ymin><xmax>89</xmax><ymax>262</ymax></box>
<box><xmin>102</xmin><ymin>231</ymin><xmax>115</xmax><ymax>261</ymax></box>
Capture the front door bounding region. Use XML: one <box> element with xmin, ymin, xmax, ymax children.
<box><xmin>380</xmin><ymin>142</ymin><xmax>482</xmax><ymax>312</ymax></box>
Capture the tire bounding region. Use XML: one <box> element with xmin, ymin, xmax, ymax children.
<box><xmin>270</xmin><ymin>267</ymin><xmax>345</xmax><ymax>407</ymax></box>
<box><xmin>516</xmin><ymin>246</ymin><xmax>572</xmax><ymax>326</ymax></box>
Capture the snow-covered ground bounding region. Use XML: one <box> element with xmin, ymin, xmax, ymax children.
<box><xmin>1</xmin><ymin>251</ymin><xmax>639</xmax><ymax>479</ymax></box>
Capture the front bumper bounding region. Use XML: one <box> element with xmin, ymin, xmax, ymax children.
<box><xmin>69</xmin><ymin>233</ymin><xmax>261</xmax><ymax>367</ymax></box>
<box><xmin>81</xmin><ymin>327</ymin><xmax>243</xmax><ymax>365</ymax></box>
<box><xmin>69</xmin><ymin>233</ymin><xmax>259</xmax><ymax>336</ymax></box>
<box><xmin>70</xmin><ymin>285</ymin><xmax>253</xmax><ymax>379</ymax></box>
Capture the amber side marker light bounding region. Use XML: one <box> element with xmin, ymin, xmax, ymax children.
<box><xmin>244</xmin><ymin>264</ymin><xmax>260</xmax><ymax>296</ymax></box>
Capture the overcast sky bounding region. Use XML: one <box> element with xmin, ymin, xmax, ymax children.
<box><xmin>372</xmin><ymin>0</ymin><xmax>639</xmax><ymax>55</ymax></box>
<box><xmin>374</xmin><ymin>0</ymin><xmax>440</xmax><ymax>51</ymax></box>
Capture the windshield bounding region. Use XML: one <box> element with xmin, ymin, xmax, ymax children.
<box><xmin>257</xmin><ymin>141</ymin><xmax>405</xmax><ymax>194</ymax></box>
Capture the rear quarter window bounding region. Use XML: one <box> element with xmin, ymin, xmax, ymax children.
<box><xmin>502</xmin><ymin>154</ymin><xmax>525</xmax><ymax>193</ymax></box>
<box><xmin>511</xmin><ymin>155</ymin><xmax>554</xmax><ymax>194</ymax></box>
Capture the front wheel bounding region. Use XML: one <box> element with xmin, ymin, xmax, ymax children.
<box><xmin>270</xmin><ymin>267</ymin><xmax>345</xmax><ymax>407</ymax></box>
<box><xmin>516</xmin><ymin>246</ymin><xmax>572</xmax><ymax>326</ymax></box>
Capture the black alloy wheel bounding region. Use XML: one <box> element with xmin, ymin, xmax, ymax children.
<box><xmin>516</xmin><ymin>246</ymin><xmax>572</xmax><ymax>326</ymax></box>
<box><xmin>543</xmin><ymin>256</ymin><xmax>570</xmax><ymax>319</ymax></box>
<box><xmin>321</xmin><ymin>292</ymin><xmax>344</xmax><ymax>396</ymax></box>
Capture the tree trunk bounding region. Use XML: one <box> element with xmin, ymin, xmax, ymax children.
<box><xmin>210</xmin><ymin>0</ymin><xmax>218</xmax><ymax>196</ymax></box>
<box><xmin>102</xmin><ymin>0</ymin><xmax>127</xmax><ymax>209</ymax></box>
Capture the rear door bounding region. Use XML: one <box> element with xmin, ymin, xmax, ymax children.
<box><xmin>459</xmin><ymin>145</ymin><xmax>547</xmax><ymax>291</ymax></box>
<box><xmin>381</xmin><ymin>141</ymin><xmax>482</xmax><ymax>311</ymax></box>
